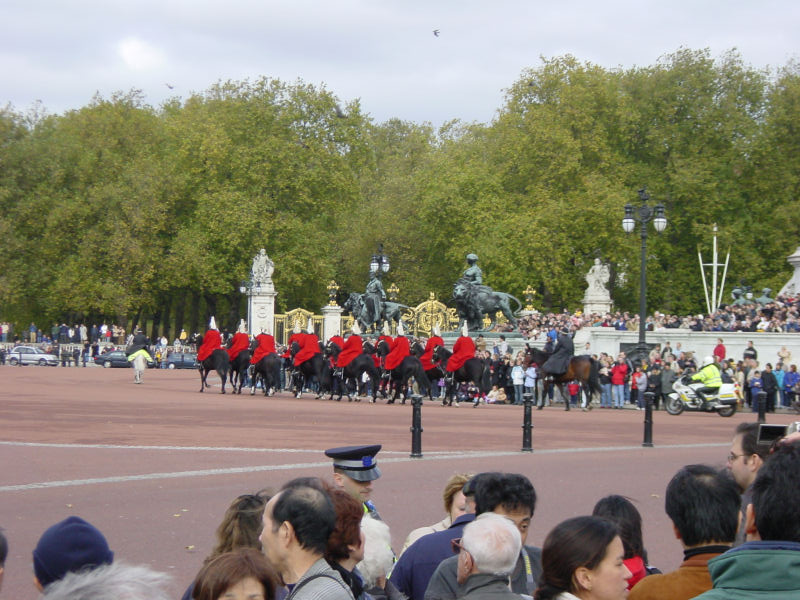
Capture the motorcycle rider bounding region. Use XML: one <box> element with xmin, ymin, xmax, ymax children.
<box><xmin>691</xmin><ymin>356</ymin><xmax>722</xmax><ymax>407</ymax></box>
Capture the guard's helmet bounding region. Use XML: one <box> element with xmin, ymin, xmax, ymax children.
<box><xmin>702</xmin><ymin>355</ymin><xmax>714</xmax><ymax>367</ymax></box>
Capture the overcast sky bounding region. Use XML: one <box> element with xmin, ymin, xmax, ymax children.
<box><xmin>2</xmin><ymin>1</ymin><xmax>798</xmax><ymax>127</ymax></box>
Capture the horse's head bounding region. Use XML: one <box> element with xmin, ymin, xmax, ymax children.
<box><xmin>410</xmin><ymin>341</ymin><xmax>425</xmax><ymax>357</ymax></box>
<box><xmin>362</xmin><ymin>341</ymin><xmax>376</xmax><ymax>355</ymax></box>
<box><xmin>290</xmin><ymin>340</ymin><xmax>301</xmax><ymax>356</ymax></box>
<box><xmin>325</xmin><ymin>341</ymin><xmax>341</xmax><ymax>358</ymax></box>
<box><xmin>376</xmin><ymin>339</ymin><xmax>390</xmax><ymax>357</ymax></box>
<box><xmin>432</xmin><ymin>345</ymin><xmax>446</xmax><ymax>362</ymax></box>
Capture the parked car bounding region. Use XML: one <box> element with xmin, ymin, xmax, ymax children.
<box><xmin>94</xmin><ymin>350</ymin><xmax>155</xmax><ymax>369</ymax></box>
<box><xmin>166</xmin><ymin>352</ymin><xmax>199</xmax><ymax>369</ymax></box>
<box><xmin>6</xmin><ymin>346</ymin><xmax>59</xmax><ymax>366</ymax></box>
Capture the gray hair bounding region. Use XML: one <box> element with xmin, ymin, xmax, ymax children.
<box><xmin>462</xmin><ymin>513</ymin><xmax>521</xmax><ymax>576</ymax></box>
<box><xmin>357</xmin><ymin>516</ymin><xmax>394</xmax><ymax>588</ymax></box>
<box><xmin>40</xmin><ymin>562</ymin><xmax>171</xmax><ymax>600</ymax></box>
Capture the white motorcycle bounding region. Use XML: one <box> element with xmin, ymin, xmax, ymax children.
<box><xmin>666</xmin><ymin>374</ymin><xmax>739</xmax><ymax>417</ymax></box>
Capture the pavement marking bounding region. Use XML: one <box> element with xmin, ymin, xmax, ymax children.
<box><xmin>0</xmin><ymin>443</ymin><xmax>727</xmax><ymax>493</ymax></box>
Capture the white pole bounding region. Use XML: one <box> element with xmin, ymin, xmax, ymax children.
<box><xmin>711</xmin><ymin>224</ymin><xmax>718</xmax><ymax>314</ymax></box>
<box><xmin>699</xmin><ymin>251</ymin><xmax>711</xmax><ymax>314</ymax></box>
<box><xmin>717</xmin><ymin>250</ymin><xmax>731</xmax><ymax>311</ymax></box>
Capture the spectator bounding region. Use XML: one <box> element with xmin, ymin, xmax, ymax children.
<box><xmin>598</xmin><ymin>359</ymin><xmax>612</xmax><ymax>408</ymax></box>
<box><xmin>727</xmin><ymin>423</ymin><xmax>769</xmax><ymax>546</ymax></box>
<box><xmin>610</xmin><ymin>355</ymin><xmax>628</xmax><ymax>410</ymax></box>
<box><xmin>0</xmin><ymin>528</ymin><xmax>7</xmax><ymax>593</ymax></box>
<box><xmin>693</xmin><ymin>443</ymin><xmax>800</xmax><ymax>599</ymax></box>
<box><xmin>628</xmin><ymin>465</ymin><xmax>739</xmax><ymax>600</ymax></box>
<box><xmin>402</xmin><ymin>474</ymin><xmax>472</xmax><ymax>554</ymax></box>
<box><xmin>33</xmin><ymin>516</ymin><xmax>114</xmax><ymax>591</ymax></box>
<box><xmin>181</xmin><ymin>490</ymin><xmax>270</xmax><ymax>600</ymax></box>
<box><xmin>592</xmin><ymin>495</ymin><xmax>657</xmax><ymax>591</ymax></box>
<box><xmin>743</xmin><ymin>341</ymin><xmax>757</xmax><ymax>363</ymax></box>
<box><xmin>359</xmin><ymin>516</ymin><xmax>404</xmax><ymax>600</ymax></box>
<box><xmin>192</xmin><ymin>548</ymin><xmax>278</xmax><ymax>600</ymax></box>
<box><xmin>748</xmin><ymin>371</ymin><xmax>763</xmax><ymax>412</ymax></box>
<box><xmin>454</xmin><ymin>513</ymin><xmax>522</xmax><ymax>600</ymax></box>
<box><xmin>41</xmin><ymin>562</ymin><xmax>171</xmax><ymax>600</ymax></box>
<box><xmin>325</xmin><ymin>487</ymin><xmax>369</xmax><ymax>600</ymax></box>
<box><xmin>424</xmin><ymin>472</ymin><xmax>542</xmax><ymax>600</ymax></box>
<box><xmin>761</xmin><ymin>363</ymin><xmax>778</xmax><ymax>412</ymax></box>
<box><xmin>259</xmin><ymin>484</ymin><xmax>353</xmax><ymax>599</ymax></box>
<box><xmin>713</xmin><ymin>338</ymin><xmax>726</xmax><ymax>362</ymax></box>
<box><xmin>632</xmin><ymin>367</ymin><xmax>647</xmax><ymax>410</ymax></box>
<box><xmin>785</xmin><ymin>364</ymin><xmax>799</xmax><ymax>407</ymax></box>
<box><xmin>533</xmin><ymin>515</ymin><xmax>630</xmax><ymax>600</ymax></box>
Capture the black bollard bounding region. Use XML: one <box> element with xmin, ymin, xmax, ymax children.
<box><xmin>757</xmin><ymin>390</ymin><xmax>767</xmax><ymax>424</ymax></box>
<box><xmin>521</xmin><ymin>393</ymin><xmax>534</xmax><ymax>452</ymax></box>
<box><xmin>642</xmin><ymin>391</ymin><xmax>654</xmax><ymax>447</ymax></box>
<box><xmin>410</xmin><ymin>394</ymin><xmax>423</xmax><ymax>458</ymax></box>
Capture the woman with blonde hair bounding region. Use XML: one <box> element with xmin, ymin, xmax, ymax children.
<box><xmin>400</xmin><ymin>473</ymin><xmax>471</xmax><ymax>554</ymax></box>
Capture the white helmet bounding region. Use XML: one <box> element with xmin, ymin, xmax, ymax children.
<box><xmin>702</xmin><ymin>355</ymin><xmax>714</xmax><ymax>367</ymax></box>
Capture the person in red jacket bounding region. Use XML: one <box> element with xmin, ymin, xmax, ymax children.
<box><xmin>197</xmin><ymin>316</ymin><xmax>222</xmax><ymax>362</ymax></box>
<box><xmin>420</xmin><ymin>326</ymin><xmax>444</xmax><ymax>372</ymax></box>
<box><xmin>250</xmin><ymin>331</ymin><xmax>277</xmax><ymax>364</ymax></box>
<box><xmin>384</xmin><ymin>321</ymin><xmax>411</xmax><ymax>371</ymax></box>
<box><xmin>611</xmin><ymin>355</ymin><xmax>629</xmax><ymax>409</ymax></box>
<box><xmin>226</xmin><ymin>320</ymin><xmax>251</xmax><ymax>361</ymax></box>
<box><xmin>713</xmin><ymin>338</ymin><xmax>726</xmax><ymax>363</ymax></box>
<box><xmin>447</xmin><ymin>322</ymin><xmax>476</xmax><ymax>373</ymax></box>
<box><xmin>336</xmin><ymin>323</ymin><xmax>363</xmax><ymax>369</ymax></box>
<box><xmin>293</xmin><ymin>321</ymin><xmax>321</xmax><ymax>366</ymax></box>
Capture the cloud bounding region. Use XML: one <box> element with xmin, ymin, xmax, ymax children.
<box><xmin>117</xmin><ymin>37</ymin><xmax>166</xmax><ymax>71</ymax></box>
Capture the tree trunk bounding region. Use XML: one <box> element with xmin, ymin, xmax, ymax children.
<box><xmin>188</xmin><ymin>293</ymin><xmax>200</xmax><ymax>337</ymax></box>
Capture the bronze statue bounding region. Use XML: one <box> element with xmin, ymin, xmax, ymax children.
<box><xmin>453</xmin><ymin>253</ymin><xmax>521</xmax><ymax>331</ymax></box>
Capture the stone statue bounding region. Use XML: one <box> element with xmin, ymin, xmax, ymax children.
<box><xmin>756</xmin><ymin>287</ymin><xmax>774</xmax><ymax>305</ymax></box>
<box><xmin>731</xmin><ymin>288</ymin><xmax>751</xmax><ymax>306</ymax></box>
<box><xmin>453</xmin><ymin>253</ymin><xmax>520</xmax><ymax>331</ymax></box>
<box><xmin>251</xmin><ymin>249</ymin><xmax>274</xmax><ymax>284</ymax></box>
<box><xmin>585</xmin><ymin>258</ymin><xmax>611</xmax><ymax>296</ymax></box>
<box><xmin>364</xmin><ymin>271</ymin><xmax>386</xmax><ymax>327</ymax></box>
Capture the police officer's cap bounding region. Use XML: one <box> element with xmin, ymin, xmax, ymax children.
<box><xmin>325</xmin><ymin>444</ymin><xmax>382</xmax><ymax>482</ymax></box>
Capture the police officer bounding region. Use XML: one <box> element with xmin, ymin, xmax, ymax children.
<box><xmin>691</xmin><ymin>355</ymin><xmax>723</xmax><ymax>406</ymax></box>
<box><xmin>325</xmin><ymin>444</ymin><xmax>383</xmax><ymax>519</ymax></box>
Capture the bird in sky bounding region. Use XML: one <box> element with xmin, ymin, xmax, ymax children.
<box><xmin>433</xmin><ymin>29</ymin><xmax>440</xmax><ymax>37</ymax></box>
<box><xmin>165</xmin><ymin>83</ymin><xmax>174</xmax><ymax>90</ymax></box>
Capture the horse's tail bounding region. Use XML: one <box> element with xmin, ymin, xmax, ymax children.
<box><xmin>588</xmin><ymin>357</ymin><xmax>602</xmax><ymax>397</ymax></box>
<box><xmin>481</xmin><ymin>360</ymin><xmax>491</xmax><ymax>394</ymax></box>
<box><xmin>503</xmin><ymin>293</ymin><xmax>524</xmax><ymax>315</ymax></box>
<box><xmin>413</xmin><ymin>359</ymin><xmax>430</xmax><ymax>393</ymax></box>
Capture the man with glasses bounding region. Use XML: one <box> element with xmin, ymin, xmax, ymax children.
<box><xmin>727</xmin><ymin>423</ymin><xmax>768</xmax><ymax>545</ymax></box>
<box><xmin>424</xmin><ymin>472</ymin><xmax>541</xmax><ymax>600</ymax></box>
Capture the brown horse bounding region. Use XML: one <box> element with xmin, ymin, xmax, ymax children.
<box><xmin>525</xmin><ymin>347</ymin><xmax>601</xmax><ymax>407</ymax></box>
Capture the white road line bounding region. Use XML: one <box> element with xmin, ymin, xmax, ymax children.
<box><xmin>0</xmin><ymin>443</ymin><xmax>726</xmax><ymax>493</ymax></box>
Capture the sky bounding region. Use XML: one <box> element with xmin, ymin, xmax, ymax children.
<box><xmin>2</xmin><ymin>1</ymin><xmax>799</xmax><ymax>127</ymax></box>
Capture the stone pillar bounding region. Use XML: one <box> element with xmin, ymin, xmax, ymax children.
<box><xmin>779</xmin><ymin>246</ymin><xmax>800</xmax><ymax>297</ymax></box>
<box><xmin>249</xmin><ymin>281</ymin><xmax>277</xmax><ymax>336</ymax></box>
<box><xmin>321</xmin><ymin>304</ymin><xmax>343</xmax><ymax>341</ymax></box>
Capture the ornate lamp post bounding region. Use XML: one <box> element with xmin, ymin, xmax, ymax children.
<box><xmin>622</xmin><ymin>188</ymin><xmax>667</xmax><ymax>365</ymax></box>
<box><xmin>370</xmin><ymin>243</ymin><xmax>390</xmax><ymax>276</ymax></box>
<box><xmin>387</xmin><ymin>283</ymin><xmax>400</xmax><ymax>303</ymax></box>
<box><xmin>326</xmin><ymin>280</ymin><xmax>340</xmax><ymax>306</ymax></box>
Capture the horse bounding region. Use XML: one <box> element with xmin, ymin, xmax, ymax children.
<box><xmin>452</xmin><ymin>278</ymin><xmax>522</xmax><ymax>331</ymax></box>
<box><xmin>325</xmin><ymin>341</ymin><xmax>381</xmax><ymax>402</ymax></box>
<box><xmin>374</xmin><ymin>339</ymin><xmax>430</xmax><ymax>404</ymax></box>
<box><xmin>196</xmin><ymin>334</ymin><xmax>230</xmax><ymax>394</ymax></box>
<box><xmin>131</xmin><ymin>353</ymin><xmax>148</xmax><ymax>384</ymax></box>
<box><xmin>343</xmin><ymin>292</ymin><xmax>410</xmax><ymax>333</ymax></box>
<box><xmin>228</xmin><ymin>345</ymin><xmax>253</xmax><ymax>395</ymax></box>
<box><xmin>412</xmin><ymin>340</ymin><xmax>447</xmax><ymax>402</ymax></box>
<box><xmin>432</xmin><ymin>345</ymin><xmax>491</xmax><ymax>406</ymax></box>
<box><xmin>289</xmin><ymin>340</ymin><xmax>324</xmax><ymax>399</ymax></box>
<box><xmin>250</xmin><ymin>351</ymin><xmax>281</xmax><ymax>396</ymax></box>
<box><xmin>524</xmin><ymin>347</ymin><xmax>601</xmax><ymax>408</ymax></box>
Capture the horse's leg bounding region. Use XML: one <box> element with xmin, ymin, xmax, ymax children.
<box><xmin>219</xmin><ymin>367</ymin><xmax>227</xmax><ymax>394</ymax></box>
<box><xmin>199</xmin><ymin>367</ymin><xmax>206</xmax><ymax>392</ymax></box>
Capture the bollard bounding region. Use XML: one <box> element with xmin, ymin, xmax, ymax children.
<box><xmin>757</xmin><ymin>390</ymin><xmax>767</xmax><ymax>424</ymax></box>
<box><xmin>642</xmin><ymin>391</ymin><xmax>654</xmax><ymax>447</ymax></box>
<box><xmin>521</xmin><ymin>393</ymin><xmax>534</xmax><ymax>452</ymax></box>
<box><xmin>410</xmin><ymin>394</ymin><xmax>423</xmax><ymax>458</ymax></box>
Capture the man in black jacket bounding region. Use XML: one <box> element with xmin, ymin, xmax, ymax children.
<box><xmin>761</xmin><ymin>363</ymin><xmax>778</xmax><ymax>412</ymax></box>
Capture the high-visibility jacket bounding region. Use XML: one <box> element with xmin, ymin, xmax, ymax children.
<box><xmin>692</xmin><ymin>363</ymin><xmax>722</xmax><ymax>388</ymax></box>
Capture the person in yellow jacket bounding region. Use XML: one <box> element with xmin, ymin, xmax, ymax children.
<box><xmin>691</xmin><ymin>356</ymin><xmax>722</xmax><ymax>405</ymax></box>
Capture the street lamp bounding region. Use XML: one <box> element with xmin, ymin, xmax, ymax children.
<box><xmin>370</xmin><ymin>243</ymin><xmax>390</xmax><ymax>275</ymax></box>
<box><xmin>622</xmin><ymin>188</ymin><xmax>667</xmax><ymax>365</ymax></box>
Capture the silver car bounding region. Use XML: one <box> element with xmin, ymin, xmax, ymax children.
<box><xmin>6</xmin><ymin>345</ymin><xmax>59</xmax><ymax>366</ymax></box>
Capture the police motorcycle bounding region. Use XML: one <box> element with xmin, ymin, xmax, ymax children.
<box><xmin>665</xmin><ymin>362</ymin><xmax>739</xmax><ymax>418</ymax></box>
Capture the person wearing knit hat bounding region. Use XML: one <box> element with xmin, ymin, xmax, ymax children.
<box><xmin>33</xmin><ymin>516</ymin><xmax>113</xmax><ymax>590</ymax></box>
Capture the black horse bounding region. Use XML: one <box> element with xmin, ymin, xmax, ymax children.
<box><xmin>250</xmin><ymin>346</ymin><xmax>282</xmax><ymax>397</ymax></box>
<box><xmin>228</xmin><ymin>341</ymin><xmax>253</xmax><ymax>395</ymax></box>
<box><xmin>289</xmin><ymin>340</ymin><xmax>324</xmax><ymax>399</ymax></box>
<box><xmin>374</xmin><ymin>339</ymin><xmax>431</xmax><ymax>404</ymax></box>
<box><xmin>524</xmin><ymin>347</ymin><xmax>601</xmax><ymax>408</ymax></box>
<box><xmin>196</xmin><ymin>335</ymin><xmax>230</xmax><ymax>394</ymax></box>
<box><xmin>325</xmin><ymin>341</ymin><xmax>381</xmax><ymax>402</ymax></box>
<box><xmin>411</xmin><ymin>340</ymin><xmax>447</xmax><ymax>402</ymax></box>
<box><xmin>432</xmin><ymin>345</ymin><xmax>491</xmax><ymax>406</ymax></box>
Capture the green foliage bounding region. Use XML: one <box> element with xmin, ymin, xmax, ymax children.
<box><xmin>1</xmin><ymin>51</ymin><xmax>799</xmax><ymax>331</ymax></box>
